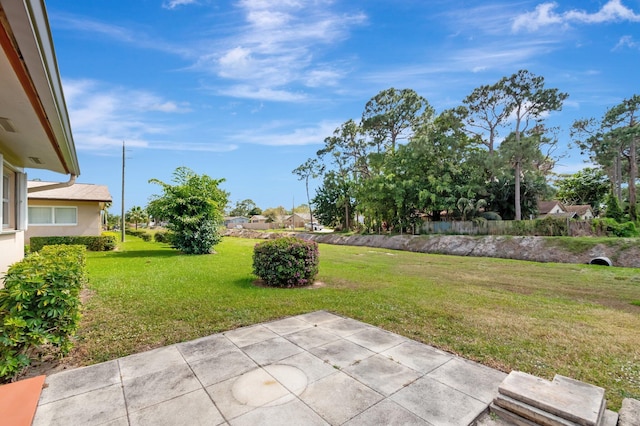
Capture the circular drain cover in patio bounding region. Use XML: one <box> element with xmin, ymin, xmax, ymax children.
<box><xmin>232</xmin><ymin>365</ymin><xmax>308</xmax><ymax>407</ymax></box>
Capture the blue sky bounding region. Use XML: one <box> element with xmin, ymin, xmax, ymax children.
<box><xmin>31</xmin><ymin>0</ymin><xmax>640</xmax><ymax>215</ymax></box>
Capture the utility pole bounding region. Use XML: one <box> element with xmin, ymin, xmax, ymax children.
<box><xmin>121</xmin><ymin>141</ymin><xmax>125</xmax><ymax>243</ymax></box>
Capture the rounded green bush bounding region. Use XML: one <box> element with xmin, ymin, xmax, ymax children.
<box><xmin>252</xmin><ymin>237</ymin><xmax>319</xmax><ymax>287</ymax></box>
<box><xmin>153</xmin><ymin>231</ymin><xmax>173</xmax><ymax>243</ymax></box>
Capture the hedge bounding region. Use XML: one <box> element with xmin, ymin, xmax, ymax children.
<box><xmin>30</xmin><ymin>235</ymin><xmax>116</xmax><ymax>252</ymax></box>
<box><xmin>154</xmin><ymin>230</ymin><xmax>173</xmax><ymax>243</ymax></box>
<box><xmin>125</xmin><ymin>228</ymin><xmax>152</xmax><ymax>241</ymax></box>
<box><xmin>252</xmin><ymin>237</ymin><xmax>319</xmax><ymax>287</ymax></box>
<box><xmin>0</xmin><ymin>245</ymin><xmax>86</xmax><ymax>381</ymax></box>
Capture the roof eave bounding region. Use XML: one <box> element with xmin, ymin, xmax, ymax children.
<box><xmin>1</xmin><ymin>0</ymin><xmax>80</xmax><ymax>176</ymax></box>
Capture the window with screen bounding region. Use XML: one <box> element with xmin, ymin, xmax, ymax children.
<box><xmin>28</xmin><ymin>206</ymin><xmax>77</xmax><ymax>225</ymax></box>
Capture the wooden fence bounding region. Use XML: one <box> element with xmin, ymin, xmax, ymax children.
<box><xmin>420</xmin><ymin>219</ymin><xmax>596</xmax><ymax>237</ymax></box>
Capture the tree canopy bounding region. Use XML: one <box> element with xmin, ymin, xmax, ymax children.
<box><xmin>573</xmin><ymin>94</ymin><xmax>639</xmax><ymax>221</ymax></box>
<box><xmin>291</xmin><ymin>73</ymin><xmax>635</xmax><ymax>233</ymax></box>
<box><xmin>148</xmin><ymin>167</ymin><xmax>228</xmax><ymax>254</ymax></box>
<box><xmin>306</xmin><ymin>72</ymin><xmax>569</xmax><ymax>232</ymax></box>
<box><xmin>554</xmin><ymin>168</ymin><xmax>609</xmax><ymax>213</ymax></box>
<box><xmin>125</xmin><ymin>206</ymin><xmax>148</xmax><ymax>230</ymax></box>
<box><xmin>229</xmin><ymin>199</ymin><xmax>261</xmax><ymax>217</ymax></box>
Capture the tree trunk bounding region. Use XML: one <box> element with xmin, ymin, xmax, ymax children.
<box><xmin>345</xmin><ymin>202</ymin><xmax>350</xmax><ymax>230</ymax></box>
<box><xmin>629</xmin><ymin>136</ymin><xmax>637</xmax><ymax>221</ymax></box>
<box><xmin>305</xmin><ymin>177</ymin><xmax>314</xmax><ymax>230</ymax></box>
<box><xmin>616</xmin><ymin>154</ymin><xmax>623</xmax><ymax>202</ymax></box>
<box><xmin>514</xmin><ymin>161</ymin><xmax>522</xmax><ymax>221</ymax></box>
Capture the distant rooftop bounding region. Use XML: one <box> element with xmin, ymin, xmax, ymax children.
<box><xmin>27</xmin><ymin>181</ymin><xmax>112</xmax><ymax>202</ymax></box>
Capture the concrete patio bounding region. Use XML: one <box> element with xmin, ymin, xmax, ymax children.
<box><xmin>33</xmin><ymin>311</ymin><xmax>507</xmax><ymax>425</ymax></box>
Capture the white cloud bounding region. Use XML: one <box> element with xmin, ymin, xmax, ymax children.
<box><xmin>513</xmin><ymin>1</ymin><xmax>640</xmax><ymax>32</ymax></box>
<box><xmin>217</xmin><ymin>47</ymin><xmax>254</xmax><ymax>78</ymax></box>
<box><xmin>614</xmin><ymin>35</ymin><xmax>640</xmax><ymax>50</ymax></box>
<box><xmin>230</xmin><ymin>120</ymin><xmax>339</xmax><ymax>146</ymax></box>
<box><xmin>53</xmin><ymin>3</ymin><xmax>366</xmax><ymax>103</ymax></box>
<box><xmin>51</xmin><ymin>13</ymin><xmax>191</xmax><ymax>56</ymax></box>
<box><xmin>564</xmin><ymin>0</ymin><xmax>640</xmax><ymax>24</ymax></box>
<box><xmin>195</xmin><ymin>1</ymin><xmax>367</xmax><ymax>101</ymax></box>
<box><xmin>218</xmin><ymin>85</ymin><xmax>307</xmax><ymax>102</ymax></box>
<box><xmin>512</xmin><ymin>3</ymin><xmax>565</xmax><ymax>32</ymax></box>
<box><xmin>246</xmin><ymin>9</ymin><xmax>292</xmax><ymax>28</ymax></box>
<box><xmin>448</xmin><ymin>3</ymin><xmax>531</xmax><ymax>36</ymax></box>
<box><xmin>305</xmin><ymin>69</ymin><xmax>344</xmax><ymax>87</ymax></box>
<box><xmin>449</xmin><ymin>40</ymin><xmax>558</xmax><ymax>73</ymax></box>
<box><xmin>62</xmin><ymin>79</ymin><xmax>231</xmax><ymax>152</ymax></box>
<box><xmin>151</xmin><ymin>142</ymin><xmax>238</xmax><ymax>152</ymax></box>
<box><xmin>162</xmin><ymin>0</ymin><xmax>199</xmax><ymax>10</ymax></box>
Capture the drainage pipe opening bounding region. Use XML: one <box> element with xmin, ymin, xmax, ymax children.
<box><xmin>589</xmin><ymin>257</ymin><xmax>612</xmax><ymax>266</ymax></box>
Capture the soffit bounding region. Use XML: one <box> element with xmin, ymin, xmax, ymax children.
<box><xmin>0</xmin><ymin>1</ymin><xmax>79</xmax><ymax>175</ymax></box>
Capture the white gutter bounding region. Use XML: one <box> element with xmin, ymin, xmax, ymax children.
<box><xmin>27</xmin><ymin>174</ymin><xmax>76</xmax><ymax>193</ymax></box>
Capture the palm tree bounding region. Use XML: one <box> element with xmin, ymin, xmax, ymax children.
<box><xmin>457</xmin><ymin>198</ymin><xmax>487</xmax><ymax>221</ymax></box>
<box><xmin>125</xmin><ymin>206</ymin><xmax>148</xmax><ymax>230</ymax></box>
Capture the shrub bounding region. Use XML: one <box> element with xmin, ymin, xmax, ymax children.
<box><xmin>154</xmin><ymin>230</ymin><xmax>173</xmax><ymax>243</ymax></box>
<box><xmin>30</xmin><ymin>235</ymin><xmax>116</xmax><ymax>252</ymax></box>
<box><xmin>604</xmin><ymin>192</ymin><xmax>625</xmax><ymax>223</ymax></box>
<box><xmin>148</xmin><ymin>167</ymin><xmax>228</xmax><ymax>255</ymax></box>
<box><xmin>0</xmin><ymin>245</ymin><xmax>86</xmax><ymax>381</ymax></box>
<box><xmin>592</xmin><ymin>218</ymin><xmax>639</xmax><ymax>238</ymax></box>
<box><xmin>509</xmin><ymin>220</ymin><xmax>533</xmax><ymax>236</ymax></box>
<box><xmin>169</xmin><ymin>220</ymin><xmax>220</xmax><ymax>254</ymax></box>
<box><xmin>533</xmin><ymin>217</ymin><xmax>569</xmax><ymax>236</ymax></box>
<box><xmin>125</xmin><ymin>228</ymin><xmax>152</xmax><ymax>241</ymax></box>
<box><xmin>252</xmin><ymin>237</ymin><xmax>319</xmax><ymax>288</ymax></box>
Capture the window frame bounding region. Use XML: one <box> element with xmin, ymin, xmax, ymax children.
<box><xmin>28</xmin><ymin>205</ymin><xmax>78</xmax><ymax>226</ymax></box>
<box><xmin>1</xmin><ymin>172</ymin><xmax>9</xmax><ymax>228</ymax></box>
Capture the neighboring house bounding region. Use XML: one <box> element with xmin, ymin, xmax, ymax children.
<box><xmin>538</xmin><ymin>201</ymin><xmax>595</xmax><ymax>220</ymax></box>
<box><xmin>25</xmin><ymin>182</ymin><xmax>111</xmax><ymax>243</ymax></box>
<box><xmin>224</xmin><ymin>216</ymin><xmax>249</xmax><ymax>228</ymax></box>
<box><xmin>538</xmin><ymin>201</ymin><xmax>565</xmax><ymax>216</ymax></box>
<box><xmin>284</xmin><ymin>213</ymin><xmax>311</xmax><ymax>228</ymax></box>
<box><xmin>565</xmin><ymin>205</ymin><xmax>594</xmax><ymax>220</ymax></box>
<box><xmin>250</xmin><ymin>215</ymin><xmax>268</xmax><ymax>223</ymax></box>
<box><xmin>0</xmin><ymin>0</ymin><xmax>80</xmax><ymax>274</ymax></box>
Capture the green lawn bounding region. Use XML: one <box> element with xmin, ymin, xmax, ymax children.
<box><xmin>79</xmin><ymin>236</ymin><xmax>640</xmax><ymax>410</ymax></box>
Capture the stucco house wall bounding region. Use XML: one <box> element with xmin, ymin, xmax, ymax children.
<box><xmin>284</xmin><ymin>213</ymin><xmax>311</xmax><ymax>228</ymax></box>
<box><xmin>565</xmin><ymin>205</ymin><xmax>594</xmax><ymax>220</ymax></box>
<box><xmin>25</xmin><ymin>199</ymin><xmax>104</xmax><ymax>243</ymax></box>
<box><xmin>0</xmin><ymin>230</ymin><xmax>25</xmax><ymax>276</ymax></box>
<box><xmin>0</xmin><ymin>0</ymin><xmax>81</xmax><ymax>274</ymax></box>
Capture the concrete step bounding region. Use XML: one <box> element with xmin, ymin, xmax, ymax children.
<box><xmin>618</xmin><ymin>398</ymin><xmax>640</xmax><ymax>426</ymax></box>
<box><xmin>492</xmin><ymin>398</ymin><xmax>574</xmax><ymax>426</ymax></box>
<box><xmin>497</xmin><ymin>372</ymin><xmax>606</xmax><ymax>426</ymax></box>
<box><xmin>600</xmin><ymin>409</ymin><xmax>618</xmax><ymax>426</ymax></box>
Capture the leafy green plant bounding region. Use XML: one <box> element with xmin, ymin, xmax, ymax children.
<box><xmin>252</xmin><ymin>237</ymin><xmax>319</xmax><ymax>287</ymax></box>
<box><xmin>533</xmin><ymin>217</ymin><xmax>569</xmax><ymax>236</ymax></box>
<box><xmin>125</xmin><ymin>205</ymin><xmax>148</xmax><ymax>230</ymax></box>
<box><xmin>30</xmin><ymin>235</ymin><xmax>116</xmax><ymax>252</ymax></box>
<box><xmin>148</xmin><ymin>167</ymin><xmax>228</xmax><ymax>254</ymax></box>
<box><xmin>592</xmin><ymin>218</ymin><xmax>638</xmax><ymax>238</ymax></box>
<box><xmin>0</xmin><ymin>245</ymin><xmax>86</xmax><ymax>381</ymax></box>
<box><xmin>153</xmin><ymin>230</ymin><xmax>173</xmax><ymax>243</ymax></box>
<box><xmin>604</xmin><ymin>192</ymin><xmax>625</xmax><ymax>223</ymax></box>
<box><xmin>125</xmin><ymin>228</ymin><xmax>152</xmax><ymax>241</ymax></box>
